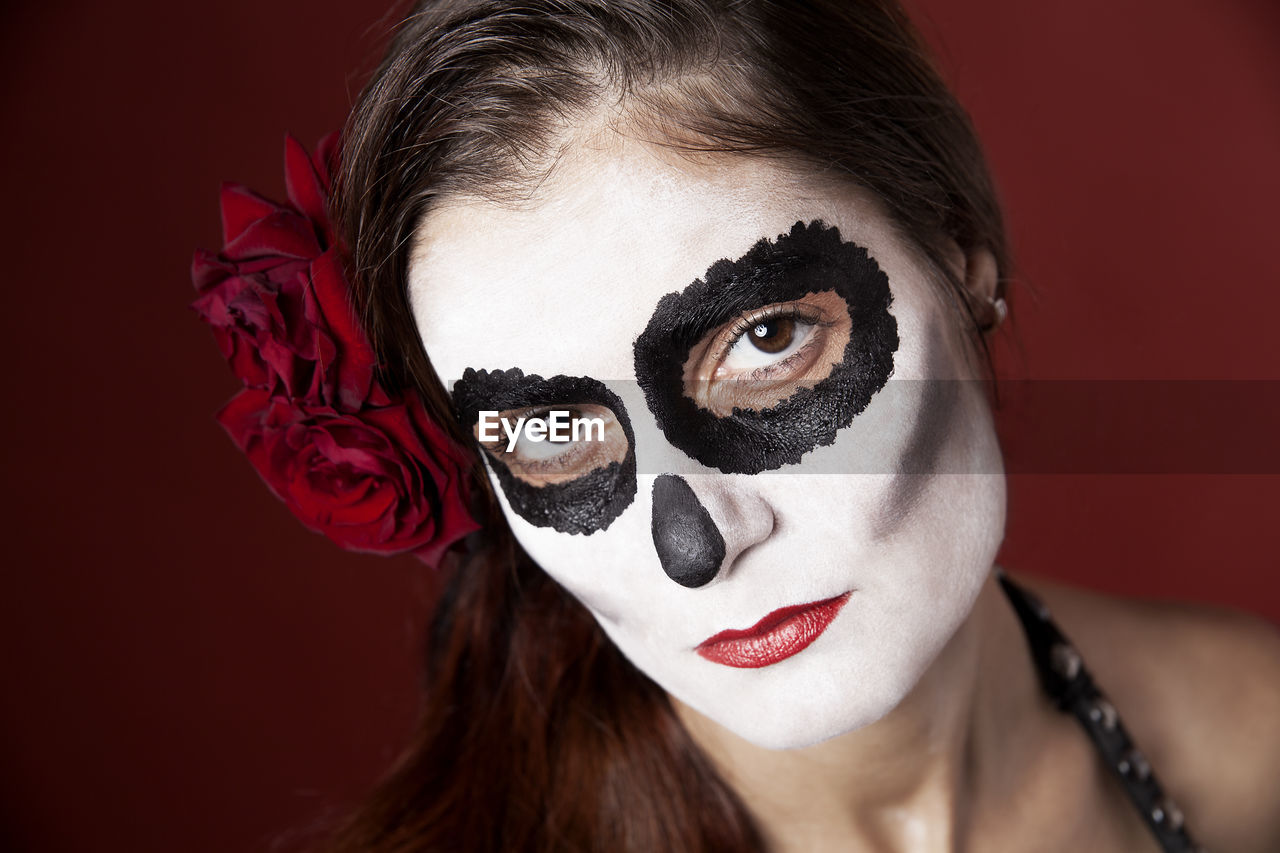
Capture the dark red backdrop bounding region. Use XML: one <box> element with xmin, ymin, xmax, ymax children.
<box><xmin>2</xmin><ymin>1</ymin><xmax>1277</xmax><ymax>850</ymax></box>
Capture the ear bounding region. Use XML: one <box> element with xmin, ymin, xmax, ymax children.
<box><xmin>963</xmin><ymin>247</ymin><xmax>999</xmax><ymax>302</ymax></box>
<box><xmin>953</xmin><ymin>245</ymin><xmax>1003</xmax><ymax>332</ymax></box>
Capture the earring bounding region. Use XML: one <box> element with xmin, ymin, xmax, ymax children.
<box><xmin>981</xmin><ymin>296</ymin><xmax>1007</xmax><ymax>331</ymax></box>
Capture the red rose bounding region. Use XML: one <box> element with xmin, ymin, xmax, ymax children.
<box><xmin>217</xmin><ymin>389</ymin><xmax>479</xmax><ymax>565</ymax></box>
<box><xmin>192</xmin><ymin>136</ymin><xmax>480</xmax><ymax>566</ymax></box>
<box><xmin>191</xmin><ymin>135</ymin><xmax>382</xmax><ymax>411</ymax></box>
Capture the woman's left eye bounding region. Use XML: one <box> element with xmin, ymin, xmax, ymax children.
<box><xmin>719</xmin><ymin>315</ymin><xmax>815</xmax><ymax>374</ymax></box>
<box><xmin>682</xmin><ymin>292</ymin><xmax>852</xmax><ymax>416</ymax></box>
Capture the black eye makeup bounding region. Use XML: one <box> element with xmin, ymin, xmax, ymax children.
<box><xmin>633</xmin><ymin>220</ymin><xmax>899</xmax><ymax>475</ymax></box>
<box><xmin>451</xmin><ymin>368</ymin><xmax>636</xmax><ymax>534</ymax></box>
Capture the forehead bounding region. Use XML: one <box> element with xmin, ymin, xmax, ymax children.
<box><xmin>408</xmin><ymin>136</ymin><xmax>900</xmax><ymax>385</ymax></box>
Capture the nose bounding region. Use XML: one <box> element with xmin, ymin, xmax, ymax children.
<box><xmin>650</xmin><ymin>473</ymin><xmax>774</xmax><ymax>588</ymax></box>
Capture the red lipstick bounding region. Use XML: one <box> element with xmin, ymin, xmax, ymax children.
<box><xmin>696</xmin><ymin>592</ymin><xmax>851</xmax><ymax>668</ymax></box>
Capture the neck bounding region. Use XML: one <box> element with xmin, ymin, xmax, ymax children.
<box><xmin>673</xmin><ymin>570</ymin><xmax>1048</xmax><ymax>852</ymax></box>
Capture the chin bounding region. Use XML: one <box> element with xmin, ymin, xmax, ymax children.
<box><xmin>681</xmin><ymin>653</ymin><xmax>923</xmax><ymax>752</ymax></box>
<box><xmin>717</xmin><ymin>692</ymin><xmax>905</xmax><ymax>752</ymax></box>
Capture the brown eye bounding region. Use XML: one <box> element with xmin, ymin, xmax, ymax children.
<box><xmin>680</xmin><ymin>291</ymin><xmax>853</xmax><ymax>416</ymax></box>
<box><xmin>747</xmin><ymin>317</ymin><xmax>795</xmax><ymax>353</ymax></box>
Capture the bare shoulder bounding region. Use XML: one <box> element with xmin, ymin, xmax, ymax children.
<box><xmin>1014</xmin><ymin>573</ymin><xmax>1280</xmax><ymax>853</ymax></box>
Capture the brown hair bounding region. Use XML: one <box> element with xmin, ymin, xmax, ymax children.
<box><xmin>328</xmin><ymin>1</ymin><xmax>1007</xmax><ymax>850</ymax></box>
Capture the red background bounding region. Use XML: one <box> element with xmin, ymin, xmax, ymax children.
<box><xmin>2</xmin><ymin>1</ymin><xmax>1277</xmax><ymax>850</ymax></box>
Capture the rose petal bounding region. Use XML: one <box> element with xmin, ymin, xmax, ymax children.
<box><xmin>219</xmin><ymin>182</ymin><xmax>280</xmax><ymax>245</ymax></box>
<box><xmin>191</xmin><ymin>249</ymin><xmax>235</xmax><ymax>291</ymax></box>
<box><xmin>313</xmin><ymin>133</ymin><xmax>339</xmax><ymax>187</ymax></box>
<box><xmin>285</xmin><ymin>134</ymin><xmax>330</xmax><ymax>230</ymax></box>
<box><xmin>224</xmin><ymin>210</ymin><xmax>322</xmax><ymax>261</ymax></box>
<box><xmin>307</xmin><ymin>249</ymin><xmax>376</xmax><ymax>409</ymax></box>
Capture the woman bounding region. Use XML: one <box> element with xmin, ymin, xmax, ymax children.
<box><xmin>196</xmin><ymin>1</ymin><xmax>1280</xmax><ymax>850</ymax></box>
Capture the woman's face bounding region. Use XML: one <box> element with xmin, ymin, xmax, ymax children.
<box><xmin>408</xmin><ymin>133</ymin><xmax>1005</xmax><ymax>750</ymax></box>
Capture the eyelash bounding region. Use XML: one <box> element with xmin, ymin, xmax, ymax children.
<box><xmin>713</xmin><ymin>303</ymin><xmax>835</xmax><ymax>378</ymax></box>
<box><xmin>719</xmin><ymin>304</ymin><xmax>823</xmax><ymax>349</ymax></box>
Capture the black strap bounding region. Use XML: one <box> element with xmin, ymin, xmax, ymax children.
<box><xmin>997</xmin><ymin>571</ymin><xmax>1206</xmax><ymax>853</ymax></box>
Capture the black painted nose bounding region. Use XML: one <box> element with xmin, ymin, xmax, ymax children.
<box><xmin>651</xmin><ymin>474</ymin><xmax>726</xmax><ymax>588</ymax></box>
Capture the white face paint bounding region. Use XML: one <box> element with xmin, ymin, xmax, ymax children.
<box><xmin>408</xmin><ymin>133</ymin><xmax>1006</xmax><ymax>750</ymax></box>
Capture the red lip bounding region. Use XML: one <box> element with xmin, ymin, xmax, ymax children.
<box><xmin>696</xmin><ymin>592</ymin><xmax>852</xmax><ymax>668</ymax></box>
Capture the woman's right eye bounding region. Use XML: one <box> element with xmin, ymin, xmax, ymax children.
<box><xmin>507</xmin><ymin>422</ymin><xmax>586</xmax><ymax>462</ymax></box>
<box><xmin>475</xmin><ymin>403</ymin><xmax>629</xmax><ymax>486</ymax></box>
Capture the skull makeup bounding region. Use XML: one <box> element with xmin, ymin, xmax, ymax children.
<box><xmin>410</xmin><ymin>143</ymin><xmax>1005</xmax><ymax>749</ymax></box>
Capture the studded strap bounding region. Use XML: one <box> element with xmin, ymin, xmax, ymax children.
<box><xmin>997</xmin><ymin>571</ymin><xmax>1206</xmax><ymax>853</ymax></box>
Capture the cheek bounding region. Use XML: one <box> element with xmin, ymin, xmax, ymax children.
<box><xmin>874</xmin><ymin>468</ymin><xmax>1005</xmax><ymax>667</ymax></box>
<box><xmin>861</xmin><ymin>387</ymin><xmax>1007</xmax><ymax>626</ymax></box>
<box><xmin>751</xmin><ymin>350</ymin><xmax>1004</xmax><ymax>576</ymax></box>
<box><xmin>488</xmin><ymin>468</ymin><xmax>658</xmax><ymax>622</ymax></box>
